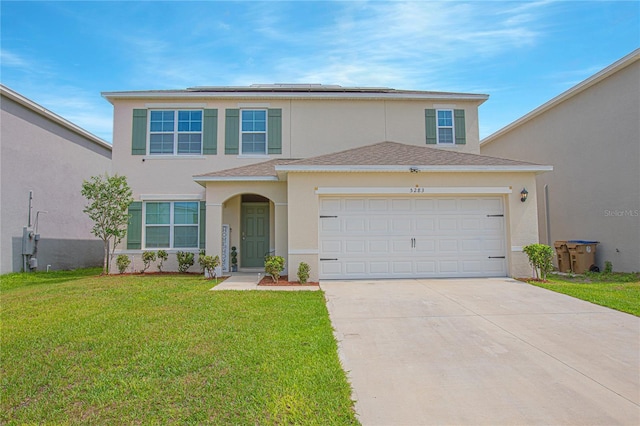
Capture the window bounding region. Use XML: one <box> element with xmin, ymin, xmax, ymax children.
<box><xmin>241</xmin><ymin>110</ymin><xmax>267</xmax><ymax>154</ymax></box>
<box><xmin>145</xmin><ymin>201</ymin><xmax>199</xmax><ymax>248</ymax></box>
<box><xmin>149</xmin><ymin>110</ymin><xmax>202</xmax><ymax>155</ymax></box>
<box><xmin>437</xmin><ymin>110</ymin><xmax>454</xmax><ymax>144</ymax></box>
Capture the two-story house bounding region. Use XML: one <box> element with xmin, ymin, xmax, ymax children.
<box><xmin>103</xmin><ymin>84</ymin><xmax>551</xmax><ymax>281</ymax></box>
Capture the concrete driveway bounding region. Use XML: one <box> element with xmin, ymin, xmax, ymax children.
<box><xmin>321</xmin><ymin>278</ymin><xmax>640</xmax><ymax>425</ymax></box>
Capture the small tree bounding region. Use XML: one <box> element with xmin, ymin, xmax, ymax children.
<box><xmin>157</xmin><ymin>250</ymin><xmax>168</xmax><ymax>272</ymax></box>
<box><xmin>199</xmin><ymin>254</ymin><xmax>221</xmax><ymax>280</ymax></box>
<box><xmin>141</xmin><ymin>251</ymin><xmax>156</xmax><ymax>273</ymax></box>
<box><xmin>522</xmin><ymin>244</ymin><xmax>554</xmax><ymax>280</ymax></box>
<box><xmin>265</xmin><ymin>255</ymin><xmax>285</xmax><ymax>283</ymax></box>
<box><xmin>81</xmin><ymin>174</ymin><xmax>133</xmax><ymax>274</ymax></box>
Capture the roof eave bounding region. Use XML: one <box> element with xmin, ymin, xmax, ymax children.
<box><xmin>102</xmin><ymin>90</ymin><xmax>489</xmax><ymax>103</ymax></box>
<box><xmin>275</xmin><ymin>165</ymin><xmax>553</xmax><ymax>173</ymax></box>
<box><xmin>193</xmin><ymin>175</ymin><xmax>279</xmax><ymax>186</ymax></box>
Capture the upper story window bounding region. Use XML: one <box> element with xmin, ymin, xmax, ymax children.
<box><xmin>436</xmin><ymin>110</ymin><xmax>454</xmax><ymax>144</ymax></box>
<box><xmin>149</xmin><ymin>110</ymin><xmax>203</xmax><ymax>155</ymax></box>
<box><xmin>425</xmin><ymin>108</ymin><xmax>466</xmax><ymax>145</ymax></box>
<box><xmin>241</xmin><ymin>110</ymin><xmax>267</xmax><ymax>154</ymax></box>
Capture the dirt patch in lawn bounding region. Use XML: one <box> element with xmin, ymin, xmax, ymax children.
<box><xmin>258</xmin><ymin>275</ymin><xmax>319</xmax><ymax>287</ymax></box>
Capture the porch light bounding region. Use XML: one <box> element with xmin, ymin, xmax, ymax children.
<box><xmin>520</xmin><ymin>188</ymin><xmax>528</xmax><ymax>203</ymax></box>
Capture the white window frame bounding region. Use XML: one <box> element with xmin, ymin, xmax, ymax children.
<box><xmin>148</xmin><ymin>110</ymin><xmax>203</xmax><ymax>156</ymax></box>
<box><xmin>240</xmin><ymin>109</ymin><xmax>268</xmax><ymax>155</ymax></box>
<box><xmin>436</xmin><ymin>109</ymin><xmax>455</xmax><ymax>145</ymax></box>
<box><xmin>143</xmin><ymin>201</ymin><xmax>200</xmax><ymax>249</ymax></box>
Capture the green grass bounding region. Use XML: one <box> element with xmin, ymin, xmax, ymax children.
<box><xmin>1</xmin><ymin>270</ymin><xmax>358</xmax><ymax>425</ymax></box>
<box><xmin>527</xmin><ymin>272</ymin><xmax>640</xmax><ymax>316</ymax></box>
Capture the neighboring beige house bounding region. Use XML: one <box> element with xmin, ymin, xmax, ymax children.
<box><xmin>103</xmin><ymin>84</ymin><xmax>551</xmax><ymax>281</ymax></box>
<box><xmin>1</xmin><ymin>84</ymin><xmax>112</xmax><ymax>274</ymax></box>
<box><xmin>481</xmin><ymin>49</ymin><xmax>640</xmax><ymax>273</ymax></box>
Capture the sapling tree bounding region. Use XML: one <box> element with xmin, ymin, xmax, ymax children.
<box><xmin>81</xmin><ymin>174</ymin><xmax>133</xmax><ymax>274</ymax></box>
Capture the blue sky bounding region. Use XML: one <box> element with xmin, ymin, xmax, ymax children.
<box><xmin>1</xmin><ymin>1</ymin><xmax>638</xmax><ymax>143</ymax></box>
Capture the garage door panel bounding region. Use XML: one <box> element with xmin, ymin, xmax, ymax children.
<box><xmin>415</xmin><ymin>218</ymin><xmax>435</xmax><ymax>231</ymax></box>
<box><xmin>391</xmin><ymin>199</ymin><xmax>412</xmax><ymax>211</ymax></box>
<box><xmin>438</xmin><ymin>218</ymin><xmax>458</xmax><ymax>231</ymax></box>
<box><xmin>318</xmin><ymin>196</ymin><xmax>507</xmax><ymax>279</ymax></box>
<box><xmin>369</xmin><ymin>240</ymin><xmax>390</xmax><ymax>253</ymax></box>
<box><xmin>392</xmin><ymin>262</ymin><xmax>413</xmax><ymax>274</ymax></box>
<box><xmin>416</xmin><ymin>261</ymin><xmax>437</xmax><ymax>273</ymax></box>
<box><xmin>321</xmin><ymin>240</ymin><xmax>342</xmax><ymax>254</ymax></box>
<box><xmin>344</xmin><ymin>198</ymin><xmax>365</xmax><ymax>212</ymax></box>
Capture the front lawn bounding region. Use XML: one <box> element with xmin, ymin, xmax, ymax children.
<box><xmin>1</xmin><ymin>270</ymin><xmax>358</xmax><ymax>424</ymax></box>
<box><xmin>527</xmin><ymin>272</ymin><xmax>640</xmax><ymax>316</ymax></box>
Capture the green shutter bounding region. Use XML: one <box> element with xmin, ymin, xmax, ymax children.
<box><xmin>132</xmin><ymin>109</ymin><xmax>147</xmax><ymax>155</ymax></box>
<box><xmin>202</xmin><ymin>109</ymin><xmax>218</xmax><ymax>154</ymax></box>
<box><xmin>267</xmin><ymin>108</ymin><xmax>282</xmax><ymax>154</ymax></box>
<box><xmin>454</xmin><ymin>109</ymin><xmax>466</xmax><ymax>145</ymax></box>
<box><xmin>199</xmin><ymin>201</ymin><xmax>206</xmax><ymax>250</ymax></box>
<box><xmin>425</xmin><ymin>109</ymin><xmax>437</xmax><ymax>145</ymax></box>
<box><xmin>127</xmin><ymin>202</ymin><xmax>142</xmax><ymax>249</ymax></box>
<box><xmin>225</xmin><ymin>109</ymin><xmax>239</xmax><ymax>155</ymax></box>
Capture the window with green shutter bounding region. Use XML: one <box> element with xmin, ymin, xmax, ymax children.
<box><xmin>267</xmin><ymin>109</ymin><xmax>282</xmax><ymax>154</ymax></box>
<box><xmin>425</xmin><ymin>108</ymin><xmax>466</xmax><ymax>145</ymax></box>
<box><xmin>225</xmin><ymin>109</ymin><xmax>240</xmax><ymax>154</ymax></box>
<box><xmin>127</xmin><ymin>202</ymin><xmax>142</xmax><ymax>249</ymax></box>
<box><xmin>199</xmin><ymin>201</ymin><xmax>206</xmax><ymax>249</ymax></box>
<box><xmin>202</xmin><ymin>109</ymin><xmax>218</xmax><ymax>154</ymax></box>
<box><xmin>132</xmin><ymin>109</ymin><xmax>147</xmax><ymax>155</ymax></box>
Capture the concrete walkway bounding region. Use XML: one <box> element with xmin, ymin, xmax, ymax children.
<box><xmin>322</xmin><ymin>278</ymin><xmax>640</xmax><ymax>425</ymax></box>
<box><xmin>210</xmin><ymin>272</ymin><xmax>320</xmax><ymax>291</ymax></box>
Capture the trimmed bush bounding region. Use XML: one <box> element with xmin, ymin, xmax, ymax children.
<box><xmin>297</xmin><ymin>262</ymin><xmax>310</xmax><ymax>284</ymax></box>
<box><xmin>176</xmin><ymin>251</ymin><xmax>195</xmax><ymax>273</ymax></box>
<box><xmin>116</xmin><ymin>254</ymin><xmax>131</xmax><ymax>274</ymax></box>
<box><xmin>141</xmin><ymin>251</ymin><xmax>157</xmax><ymax>273</ymax></box>
<box><xmin>265</xmin><ymin>255</ymin><xmax>285</xmax><ymax>283</ymax></box>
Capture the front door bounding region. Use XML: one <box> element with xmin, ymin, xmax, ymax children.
<box><xmin>241</xmin><ymin>202</ymin><xmax>270</xmax><ymax>267</ymax></box>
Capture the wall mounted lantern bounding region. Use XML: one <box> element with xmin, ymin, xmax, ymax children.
<box><xmin>520</xmin><ymin>188</ymin><xmax>528</xmax><ymax>203</ymax></box>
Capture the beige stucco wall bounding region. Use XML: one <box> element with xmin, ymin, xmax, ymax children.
<box><xmin>110</xmin><ymin>97</ymin><xmax>483</xmax><ymax>204</ymax></box>
<box><xmin>481</xmin><ymin>58</ymin><xmax>640</xmax><ymax>272</ymax></box>
<box><xmin>1</xmin><ymin>94</ymin><xmax>112</xmax><ymax>273</ymax></box>
<box><xmin>286</xmin><ymin>171</ymin><xmax>540</xmax><ymax>282</ymax></box>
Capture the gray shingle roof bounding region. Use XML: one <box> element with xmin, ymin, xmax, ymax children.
<box><xmin>194</xmin><ymin>142</ymin><xmax>548</xmax><ymax>182</ymax></box>
<box><xmin>284</xmin><ymin>142</ymin><xmax>541</xmax><ymax>167</ymax></box>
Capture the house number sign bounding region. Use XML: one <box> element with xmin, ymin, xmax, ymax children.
<box><xmin>409</xmin><ymin>187</ymin><xmax>425</xmax><ymax>193</ymax></box>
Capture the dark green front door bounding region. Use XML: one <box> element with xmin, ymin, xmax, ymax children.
<box><xmin>241</xmin><ymin>203</ymin><xmax>270</xmax><ymax>267</ymax></box>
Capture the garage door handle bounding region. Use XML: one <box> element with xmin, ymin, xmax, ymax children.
<box><xmin>320</xmin><ymin>258</ymin><xmax>338</xmax><ymax>261</ymax></box>
<box><xmin>320</xmin><ymin>215</ymin><xmax>338</xmax><ymax>218</ymax></box>
<box><xmin>488</xmin><ymin>256</ymin><xmax>505</xmax><ymax>259</ymax></box>
<box><xmin>486</xmin><ymin>214</ymin><xmax>504</xmax><ymax>217</ymax></box>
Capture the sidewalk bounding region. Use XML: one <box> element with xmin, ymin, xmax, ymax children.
<box><xmin>210</xmin><ymin>272</ymin><xmax>320</xmax><ymax>291</ymax></box>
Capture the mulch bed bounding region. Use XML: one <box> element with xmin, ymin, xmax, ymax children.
<box><xmin>258</xmin><ymin>275</ymin><xmax>319</xmax><ymax>286</ymax></box>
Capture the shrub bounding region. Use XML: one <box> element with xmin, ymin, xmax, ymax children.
<box><xmin>156</xmin><ymin>250</ymin><xmax>168</xmax><ymax>272</ymax></box>
<box><xmin>116</xmin><ymin>254</ymin><xmax>131</xmax><ymax>274</ymax></box>
<box><xmin>176</xmin><ymin>251</ymin><xmax>195</xmax><ymax>273</ymax></box>
<box><xmin>604</xmin><ymin>261</ymin><xmax>613</xmax><ymax>274</ymax></box>
<box><xmin>141</xmin><ymin>251</ymin><xmax>156</xmax><ymax>273</ymax></box>
<box><xmin>265</xmin><ymin>255</ymin><xmax>285</xmax><ymax>283</ymax></box>
<box><xmin>199</xmin><ymin>254</ymin><xmax>221</xmax><ymax>279</ymax></box>
<box><xmin>522</xmin><ymin>244</ymin><xmax>554</xmax><ymax>280</ymax></box>
<box><xmin>297</xmin><ymin>262</ymin><xmax>310</xmax><ymax>284</ymax></box>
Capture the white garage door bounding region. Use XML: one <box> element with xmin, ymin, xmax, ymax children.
<box><xmin>319</xmin><ymin>196</ymin><xmax>507</xmax><ymax>279</ymax></box>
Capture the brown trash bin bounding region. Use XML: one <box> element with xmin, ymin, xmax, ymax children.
<box><xmin>566</xmin><ymin>241</ymin><xmax>599</xmax><ymax>274</ymax></box>
<box><xmin>554</xmin><ymin>241</ymin><xmax>571</xmax><ymax>273</ymax></box>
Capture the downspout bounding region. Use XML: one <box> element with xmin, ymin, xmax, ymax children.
<box><xmin>544</xmin><ymin>184</ymin><xmax>551</xmax><ymax>245</ymax></box>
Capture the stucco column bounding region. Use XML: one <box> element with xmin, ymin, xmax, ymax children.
<box><xmin>206</xmin><ymin>202</ymin><xmax>223</xmax><ymax>258</ymax></box>
<box><xmin>274</xmin><ymin>202</ymin><xmax>288</xmax><ymax>271</ymax></box>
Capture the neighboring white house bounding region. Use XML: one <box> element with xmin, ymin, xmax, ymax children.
<box><xmin>0</xmin><ymin>84</ymin><xmax>112</xmax><ymax>274</ymax></box>
<box><xmin>481</xmin><ymin>49</ymin><xmax>639</xmax><ymax>272</ymax></box>
<box><xmin>103</xmin><ymin>84</ymin><xmax>551</xmax><ymax>280</ymax></box>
